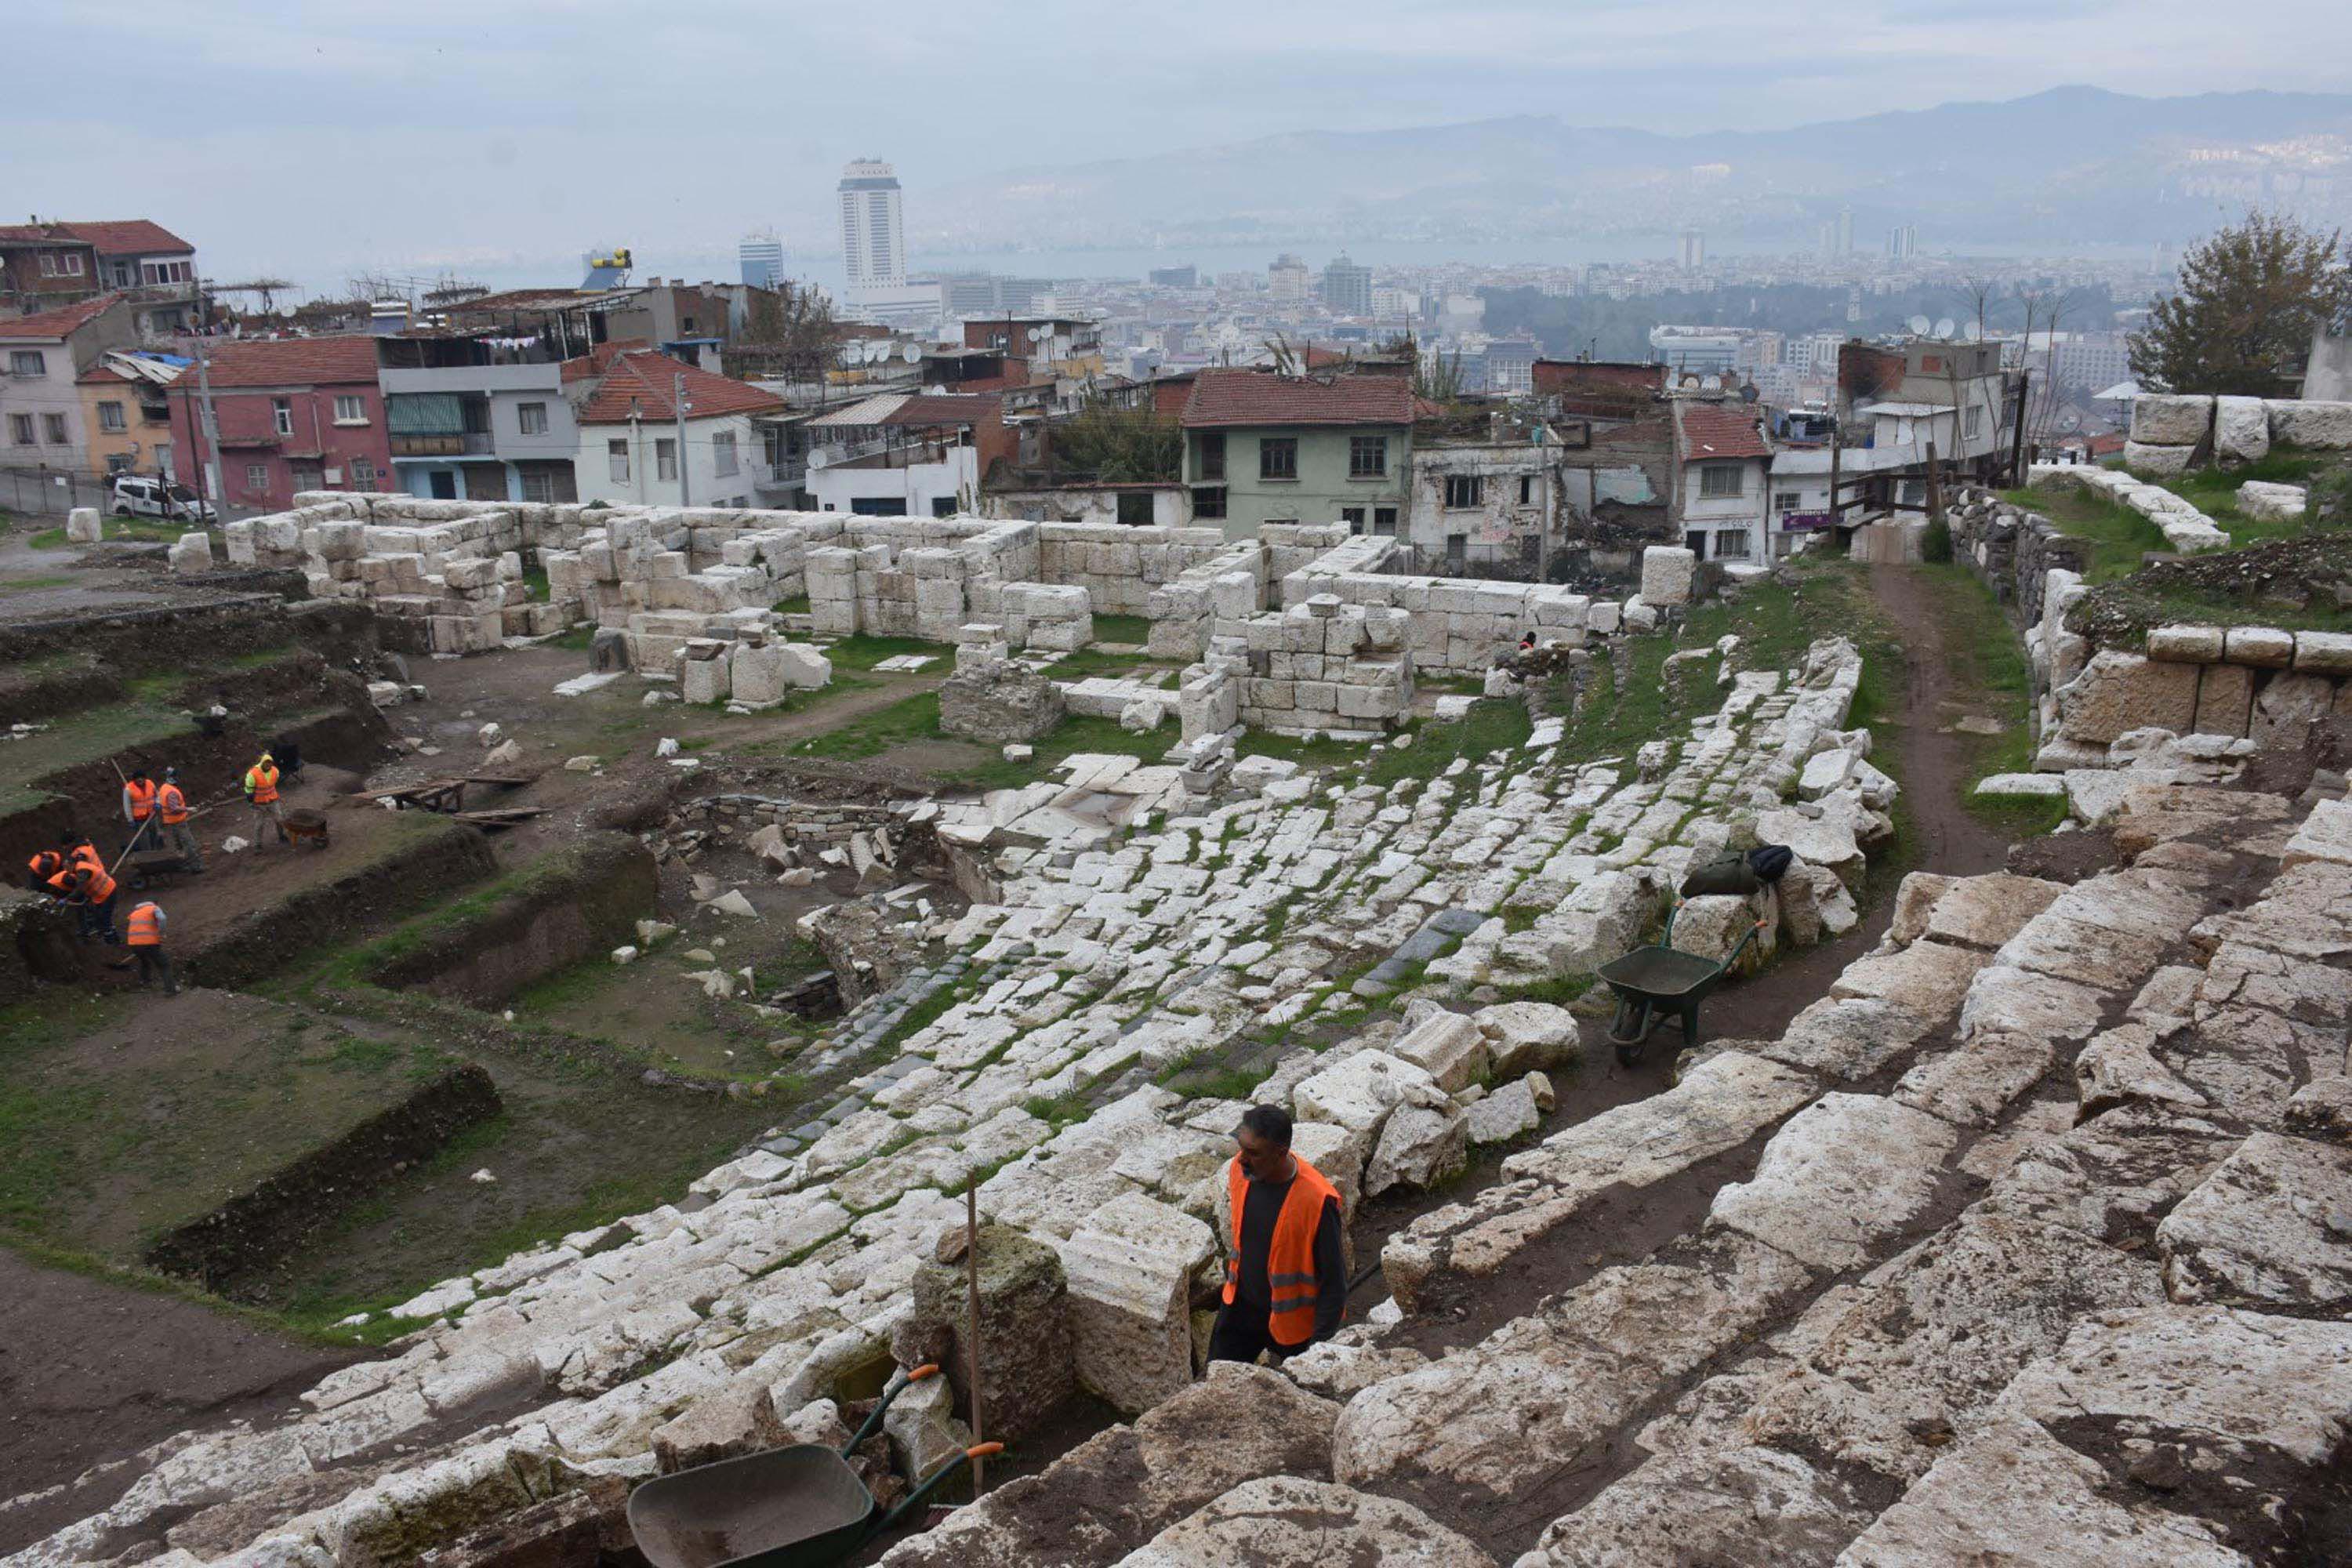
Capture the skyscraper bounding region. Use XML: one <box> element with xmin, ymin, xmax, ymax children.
<box><xmin>739</xmin><ymin>229</ymin><xmax>784</xmax><ymax>290</ymax></box>
<box><xmin>1320</xmin><ymin>254</ymin><xmax>1372</xmax><ymax>315</ymax></box>
<box><xmin>1836</xmin><ymin>205</ymin><xmax>1854</xmax><ymax>256</ymax></box>
<box><xmin>1678</xmin><ymin>230</ymin><xmax>1705</xmax><ymax>270</ymax></box>
<box><xmin>838</xmin><ymin>159</ymin><xmax>906</xmax><ymax>304</ymax></box>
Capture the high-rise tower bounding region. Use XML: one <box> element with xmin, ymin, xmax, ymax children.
<box><xmin>838</xmin><ymin>159</ymin><xmax>906</xmax><ymax>304</ymax></box>
<box><xmin>739</xmin><ymin>229</ymin><xmax>784</xmax><ymax>289</ymax></box>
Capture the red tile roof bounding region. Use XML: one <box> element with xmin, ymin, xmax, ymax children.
<box><xmin>195</xmin><ymin>336</ymin><xmax>382</xmax><ymax>387</ymax></box>
<box><xmin>1677</xmin><ymin>401</ymin><xmax>1773</xmax><ymax>462</ymax></box>
<box><xmin>0</xmin><ymin>292</ymin><xmax>125</xmax><ymax>339</ymax></box>
<box><xmin>575</xmin><ymin>350</ymin><xmax>786</xmax><ymax>424</ymax></box>
<box><xmin>561</xmin><ymin>338</ymin><xmax>652</xmax><ymax>383</ymax></box>
<box><xmin>883</xmin><ymin>393</ymin><xmax>1000</xmax><ymax>428</ymax></box>
<box><xmin>1180</xmin><ymin>368</ymin><xmax>1417</xmax><ymax>429</ymax></box>
<box><xmin>0</xmin><ymin>220</ymin><xmax>192</xmax><ymax>255</ymax></box>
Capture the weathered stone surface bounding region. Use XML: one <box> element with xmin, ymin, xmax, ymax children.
<box><xmin>2122</xmin><ymin>440</ymin><xmax>2197</xmax><ymax>477</ymax></box>
<box><xmin>65</xmin><ymin>506</ymin><xmax>103</xmax><ymax>543</ymax></box>
<box><xmin>2074</xmin><ymin>1023</ymin><xmax>2207</xmax><ymax>1121</ymax></box>
<box><xmin>2283</xmin><ymin>797</ymin><xmax>2352</xmax><ymax>870</ymax></box>
<box><xmin>1744</xmin><ymin>1210</ymin><xmax>2163</xmax><ymax>1483</ymax></box>
<box><xmin>891</xmin><ymin>1225</ymin><xmax>1072</xmax><ymax>1443</ymax></box>
<box><xmin>939</xmin><ymin>659</ymin><xmax>1066</xmax><ymax>743</ymax></box>
<box><xmin>1755</xmin><ymin>995</ymin><xmax>1933</xmax><ymax>1080</ymax></box>
<box><xmin>1828</xmin><ymin>938</ymin><xmax>1986</xmax><ymax>1019</ymax></box>
<box><xmin>1922</xmin><ymin>873</ymin><xmax>2067</xmax><ymax>951</ymax></box>
<box><xmin>2129</xmin><ymin>393</ymin><xmax>2213</xmax><ymax>446</ymax></box>
<box><xmin>1294</xmin><ymin>1051</ymin><xmax>1439</xmax><ymax>1142</ymax></box>
<box><xmin>2213</xmin><ymin>394</ymin><xmax>2271</xmax><ymax>463</ymax></box>
<box><xmin>1390</xmin><ymin>1010</ymin><xmax>1490</xmax><ymax>1093</ymax></box>
<box><xmin>2267</xmin><ymin>397</ymin><xmax>2352</xmax><ymax>448</ymax></box>
<box><xmin>2192</xmin><ymin>662</ymin><xmax>2255</xmax><ymax>738</ymax></box>
<box><xmin>1365</xmin><ymin>1101</ymin><xmax>1469</xmax><ymax>1196</ymax></box>
<box><xmin>2223</xmin><ymin>625</ymin><xmax>2296</xmax><ymax>667</ymax></box>
<box><xmin>1465</xmin><ymin>1074</ymin><xmax>1541</xmax><ymax>1145</ymax></box>
<box><xmin>1956</xmin><ymin>964</ymin><xmax>2109</xmax><ymax>1047</ymax></box>
<box><xmin>1838</xmin><ymin>1417</ymin><xmax>2245</xmax><ymax>1567</ymax></box>
<box><xmin>875</xmin><ymin>1361</ymin><xmax>1340</xmax><ymax>1568</ymax></box>
<box><xmin>1707</xmin><ymin>1093</ymin><xmax>1958</xmax><ymax>1270</ymax></box>
<box><xmin>2058</xmin><ymin>651</ymin><xmax>2200</xmax><ymax>745</ymax></box>
<box><xmin>2295</xmin><ymin>629</ymin><xmax>2352</xmax><ymax>675</ymax></box>
<box><xmin>1058</xmin><ymin>1192</ymin><xmax>1215</xmax><ymax>1416</ymax></box>
<box><xmin>1471</xmin><ymin>1000</ymin><xmax>1578</xmax><ymax>1078</ymax></box>
<box><xmin>1999</xmin><ymin>1304</ymin><xmax>2352</xmax><ymax>1467</ymax></box>
<box><xmin>2155</xmin><ymin>1132</ymin><xmax>2352</xmax><ymax>1313</ymax></box>
<box><xmin>1114</xmin><ymin>1475</ymin><xmax>1492</xmax><ymax>1567</ymax></box>
<box><xmin>1640</xmin><ymin>544</ymin><xmax>1696</xmax><ymax>607</ymax></box>
<box><xmin>1894</xmin><ymin>1029</ymin><xmax>2055</xmax><ymax>1127</ymax></box>
<box><xmin>1517</xmin><ymin>1446</ymin><xmax>1876</xmax><ymax>1568</ymax></box>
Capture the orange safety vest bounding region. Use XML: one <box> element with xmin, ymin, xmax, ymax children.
<box><xmin>44</xmin><ymin>866</ymin><xmax>76</xmax><ymax>898</ymax></box>
<box><xmin>29</xmin><ymin>850</ymin><xmax>63</xmax><ymax>882</ymax></box>
<box><xmin>126</xmin><ymin>902</ymin><xmax>162</xmax><ymax>946</ymax></box>
<box><xmin>68</xmin><ymin>842</ymin><xmax>103</xmax><ymax>877</ymax></box>
<box><xmin>125</xmin><ymin>779</ymin><xmax>158</xmax><ymax>820</ymax></box>
<box><xmin>158</xmin><ymin>782</ymin><xmax>190</xmax><ymax>824</ymax></box>
<box><xmin>246</xmin><ymin>764</ymin><xmax>280</xmax><ymax>804</ymax></box>
<box><xmin>1222</xmin><ymin>1154</ymin><xmax>1344</xmax><ymax>1348</ymax></box>
<box><xmin>75</xmin><ymin>866</ymin><xmax>116</xmax><ymax>904</ymax></box>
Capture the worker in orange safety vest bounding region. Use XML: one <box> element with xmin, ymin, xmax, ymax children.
<box><xmin>56</xmin><ymin>861</ymin><xmax>118</xmax><ymax>943</ymax></box>
<box><xmin>156</xmin><ymin>768</ymin><xmax>205</xmax><ymax>872</ymax></box>
<box><xmin>244</xmin><ymin>752</ymin><xmax>289</xmax><ymax>848</ymax></box>
<box><xmin>123</xmin><ymin>899</ymin><xmax>176</xmax><ymax>994</ymax></box>
<box><xmin>122</xmin><ymin>767</ymin><xmax>160</xmax><ymax>852</ymax></box>
<box><xmin>1211</xmin><ymin>1104</ymin><xmax>1346</xmax><ymax>1365</ymax></box>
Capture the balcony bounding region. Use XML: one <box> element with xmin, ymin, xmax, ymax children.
<box><xmin>390</xmin><ymin>432</ymin><xmax>494</xmax><ymax>458</ymax></box>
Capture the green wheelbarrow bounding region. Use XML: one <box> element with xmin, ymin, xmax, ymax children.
<box><xmin>1595</xmin><ymin>898</ymin><xmax>1769</xmax><ymax>1067</ymax></box>
<box><xmin>626</xmin><ymin>1363</ymin><xmax>1002</xmax><ymax>1568</ymax></box>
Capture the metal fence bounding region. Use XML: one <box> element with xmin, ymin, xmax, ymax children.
<box><xmin>0</xmin><ymin>466</ymin><xmax>114</xmax><ymax>519</ymax></box>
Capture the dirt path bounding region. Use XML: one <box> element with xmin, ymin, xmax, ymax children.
<box><xmin>0</xmin><ymin>1251</ymin><xmax>358</xmax><ymax>1552</ymax></box>
<box><xmin>1865</xmin><ymin>561</ymin><xmax>2014</xmax><ymax>880</ymax></box>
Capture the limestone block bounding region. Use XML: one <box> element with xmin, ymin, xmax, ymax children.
<box><xmin>2251</xmin><ymin>671</ymin><xmax>2336</xmax><ymax>749</ymax></box>
<box><xmin>1588</xmin><ymin>600</ymin><xmax>1621</xmax><ymax>634</ymax></box>
<box><xmin>1674</xmin><ymin>891</ymin><xmax>1777</xmax><ymax>975</ymax></box>
<box><xmin>1114</xmin><ymin>1475</ymin><xmax>1490</xmax><ymax>1568</ymax></box>
<box><xmin>65</xmin><ymin>506</ymin><xmax>103</xmax><ymax>543</ymax></box>
<box><xmin>2237</xmin><ymin>480</ymin><xmax>2307</xmax><ymax>522</ymax></box>
<box><xmin>1465</xmin><ymin>1075</ymin><xmax>1541</xmax><ymax>1145</ymax></box>
<box><xmin>881</xmin><ymin>1371</ymin><xmax>974</xmax><ymax>1481</ymax></box>
<box><xmin>2213</xmin><ymin>394</ymin><xmax>2271</xmax><ymax>463</ymax></box>
<box><xmin>1058</xmin><ymin>1192</ymin><xmax>1215</xmax><ymax>1417</ymax></box>
<box><xmin>1705</xmin><ymin>1092</ymin><xmax>1959</xmax><ymax>1270</ymax></box>
<box><xmin>1388</xmin><ymin>1011</ymin><xmax>1490</xmax><ymax>1094</ymax></box>
<box><xmin>2056</xmin><ymin>650</ymin><xmax>2198</xmax><ymax>745</ymax></box>
<box><xmin>728</xmin><ymin>641</ymin><xmax>786</xmax><ymax>707</ymax></box>
<box><xmin>169</xmin><ymin>531</ymin><xmax>215</xmax><ymax>575</ymax></box>
<box><xmin>1363</xmin><ymin>1101</ymin><xmax>1468</xmax><ymax>1196</ymax></box>
<box><xmin>2145</xmin><ymin>623</ymin><xmax>2223</xmax><ymax>663</ymax></box>
<box><xmin>1640</xmin><ymin>545</ymin><xmax>1697</xmax><ymax>606</ymax></box>
<box><xmin>681</xmin><ymin>652</ymin><xmax>731</xmax><ymax>705</ymax></box>
<box><xmin>651</xmin><ymin>1379</ymin><xmax>788</xmax><ymax>1473</ymax></box>
<box><xmin>1293</xmin><ymin>1051</ymin><xmax>1439</xmax><ymax>1145</ymax></box>
<box><xmin>2293</xmin><ymin>630</ymin><xmax>2352</xmax><ymax>675</ymax></box>
<box><xmin>2223</xmin><ymin>625</ymin><xmax>2295</xmax><ymax>667</ymax></box>
<box><xmin>2128</xmin><ymin>392</ymin><xmax>2213</xmax><ymax>446</ymax></box>
<box><xmin>1472</xmin><ymin>1000</ymin><xmax>1578</xmax><ymax>1078</ymax></box>
<box><xmin>2267</xmin><ymin>398</ymin><xmax>2352</xmax><ymax>448</ymax></box>
<box><xmin>2154</xmin><ymin>1132</ymin><xmax>2352</xmax><ymax>1313</ymax></box>
<box><xmin>1119</xmin><ymin>695</ymin><xmax>1167</xmax><ymax>733</ymax></box>
<box><xmin>2190</xmin><ymin>662</ymin><xmax>2255</xmax><ymax>738</ymax></box>
<box><xmin>441</xmin><ymin>555</ymin><xmax>499</xmax><ymax>590</ymax></box>
<box><xmin>2282</xmin><ymin>798</ymin><xmax>2352</xmax><ymax>869</ymax></box>
<box><xmin>2122</xmin><ymin>440</ymin><xmax>2196</xmax><ymax>477</ymax></box>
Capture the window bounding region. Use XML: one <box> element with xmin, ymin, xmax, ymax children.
<box><xmin>1258</xmin><ymin>437</ymin><xmax>1296</xmax><ymax>481</ymax></box>
<box><xmin>97</xmin><ymin>401</ymin><xmax>127</xmax><ymax>433</ymax></box>
<box><xmin>521</xmin><ymin>468</ymin><xmax>554</xmax><ymax>503</ymax></box>
<box><xmin>332</xmin><ymin>394</ymin><xmax>367</xmax><ymax>424</ymax></box>
<box><xmin>9</xmin><ymin>350</ymin><xmax>45</xmax><ymax>376</ymax></box>
<box><xmin>60</xmin><ymin>252</ymin><xmax>84</xmax><ymax>276</ymax></box>
<box><xmin>1341</xmin><ymin>506</ymin><xmax>1367</xmax><ymax>532</ymax></box>
<box><xmin>711</xmin><ymin>431</ymin><xmax>738</xmax><ymax>477</ymax></box>
<box><xmin>1444</xmin><ymin>474</ymin><xmax>1483</xmax><ymax>510</ymax></box>
<box><xmin>655</xmin><ymin>437</ymin><xmax>677</xmax><ymax>481</ymax></box>
<box><xmin>517</xmin><ymin>401</ymin><xmax>548</xmax><ymax>435</ymax></box>
<box><xmin>8</xmin><ymin>413</ymin><xmax>32</xmax><ymax>445</ymax></box>
<box><xmin>608</xmin><ymin>439</ymin><xmax>630</xmax><ymax>483</ymax></box>
<box><xmin>1775</xmin><ymin>490</ymin><xmax>1802</xmax><ymax>514</ymax></box>
<box><xmin>1373</xmin><ymin>506</ymin><xmax>1398</xmax><ymax>535</ymax></box>
<box><xmin>140</xmin><ymin>260</ymin><xmax>194</xmax><ymax>286</ymax></box>
<box><xmin>106</xmin><ymin>452</ymin><xmax>134</xmax><ymax>474</ymax></box>
<box><xmin>1964</xmin><ymin>405</ymin><xmax>1984</xmax><ymax>439</ymax></box>
<box><xmin>1196</xmin><ymin>432</ymin><xmax>1225</xmax><ymax>481</ymax></box>
<box><xmin>289</xmin><ymin>459</ymin><xmax>322</xmax><ymax>493</ymax></box>
<box><xmin>1348</xmin><ymin>435</ymin><xmax>1387</xmax><ymax>478</ymax></box>
<box><xmin>1698</xmin><ymin>462</ymin><xmax>1743</xmax><ymax>498</ymax></box>
<box><xmin>272</xmin><ymin>398</ymin><xmax>294</xmax><ymax>437</ymax></box>
<box><xmin>1190</xmin><ymin>485</ymin><xmax>1227</xmax><ymax>520</ymax></box>
<box><xmin>931</xmin><ymin>496</ymin><xmax>958</xmax><ymax>517</ymax></box>
<box><xmin>1116</xmin><ymin>492</ymin><xmax>1153</xmax><ymax>527</ymax></box>
<box><xmin>1519</xmin><ymin>475</ymin><xmax>1535</xmax><ymax>506</ymax></box>
<box><xmin>350</xmin><ymin>457</ymin><xmax>377</xmax><ymax>491</ymax></box>
<box><xmin>154</xmin><ymin>441</ymin><xmax>171</xmax><ymax>474</ymax></box>
<box><xmin>1715</xmin><ymin>529</ymin><xmax>1753</xmax><ymax>560</ymax></box>
<box><xmin>42</xmin><ymin>412</ymin><xmax>67</xmax><ymax>444</ymax></box>
<box><xmin>38</xmin><ymin>252</ymin><xmax>57</xmax><ymax>276</ymax></box>
<box><xmin>851</xmin><ymin>496</ymin><xmax>909</xmax><ymax>516</ymax></box>
<box><xmin>245</xmin><ymin>463</ymin><xmax>270</xmax><ymax>492</ymax></box>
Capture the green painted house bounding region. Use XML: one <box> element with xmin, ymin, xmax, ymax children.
<box><xmin>1179</xmin><ymin>368</ymin><xmax>1416</xmax><ymax>540</ymax></box>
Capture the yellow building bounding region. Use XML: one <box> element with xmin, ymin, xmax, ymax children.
<box><xmin>76</xmin><ymin>357</ymin><xmax>180</xmax><ymax>480</ymax></box>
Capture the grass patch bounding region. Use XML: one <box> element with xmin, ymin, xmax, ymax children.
<box><xmin>773</xmin><ymin>593</ymin><xmax>812</xmax><ymax>615</ymax></box>
<box><xmin>1043</xmin><ymin>646</ymin><xmax>1171</xmax><ymax>680</ymax></box>
<box><xmin>27</xmin><ymin>517</ymin><xmax>190</xmax><ymax>550</ymax></box>
<box><xmin>1091</xmin><ymin>613</ymin><xmax>1152</xmax><ymax>645</ymax></box>
<box><xmin>1233</xmin><ymin>728</ymin><xmax>1367</xmax><ymax>769</ymax></box>
<box><xmin>1999</xmin><ymin>485</ymin><xmax>2170</xmax><ymax>583</ymax></box>
<box><xmin>1368</xmin><ymin>699</ymin><xmax>1534</xmax><ymax>786</ymax></box>
<box><xmin>0</xmin><ymin>697</ymin><xmax>194</xmax><ymax>816</ymax></box>
<box><xmin>2151</xmin><ymin>451</ymin><xmax>2326</xmax><ymax>547</ymax></box>
<box><xmin>545</xmin><ymin>623</ymin><xmax>596</xmax><ymax>652</ymax></box>
<box><xmin>0</xmin><ymin>573</ymin><xmax>73</xmax><ymax>590</ymax></box>
<box><xmin>1913</xmin><ymin>562</ymin><xmax>2067</xmax><ymax>837</ymax></box>
<box><xmin>1483</xmin><ymin>972</ymin><xmax>1596</xmax><ymax>1008</ymax></box>
<box><xmin>820</xmin><ymin>633</ymin><xmax>958</xmax><ymax>671</ymax></box>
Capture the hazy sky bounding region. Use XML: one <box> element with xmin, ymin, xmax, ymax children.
<box><xmin>15</xmin><ymin>0</ymin><xmax>2350</xmax><ymax>290</ymax></box>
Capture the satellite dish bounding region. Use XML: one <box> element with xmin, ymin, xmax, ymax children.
<box><xmin>902</xmin><ymin>343</ymin><xmax>921</xmax><ymax>364</ymax></box>
<box><xmin>1933</xmin><ymin>317</ymin><xmax>1957</xmax><ymax>340</ymax></box>
<box><xmin>1907</xmin><ymin>314</ymin><xmax>1931</xmax><ymax>336</ymax></box>
<box><xmin>1028</xmin><ymin>325</ymin><xmax>1047</xmax><ymax>342</ymax></box>
<box><xmin>1962</xmin><ymin>321</ymin><xmax>1983</xmax><ymax>342</ymax></box>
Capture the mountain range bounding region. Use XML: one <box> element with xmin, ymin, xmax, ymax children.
<box><xmin>922</xmin><ymin>87</ymin><xmax>2352</xmax><ymax>254</ymax></box>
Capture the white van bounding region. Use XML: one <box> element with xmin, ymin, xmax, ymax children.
<box><xmin>111</xmin><ymin>474</ymin><xmax>216</xmax><ymax>524</ymax></box>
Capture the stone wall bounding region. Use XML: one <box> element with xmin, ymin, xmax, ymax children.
<box><xmin>1945</xmin><ymin>485</ymin><xmax>2092</xmax><ymax>627</ymax></box>
<box><xmin>2125</xmin><ymin>392</ymin><xmax>2352</xmax><ymax>472</ymax></box>
<box><xmin>1035</xmin><ymin>523</ymin><xmax>1232</xmax><ymax>615</ymax></box>
<box><xmin>2045</xmin><ymin>624</ymin><xmax>2352</xmax><ymax>766</ymax></box>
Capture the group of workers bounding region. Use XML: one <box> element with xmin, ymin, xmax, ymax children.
<box><xmin>18</xmin><ymin>748</ymin><xmax>287</xmax><ymax>998</ymax></box>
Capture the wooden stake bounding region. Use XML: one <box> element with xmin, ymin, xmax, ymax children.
<box><xmin>964</xmin><ymin>1178</ymin><xmax>986</xmax><ymax>1495</ymax></box>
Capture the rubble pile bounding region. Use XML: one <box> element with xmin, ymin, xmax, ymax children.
<box><xmin>8</xmin><ymin>633</ymin><xmax>1907</xmax><ymax>1567</ymax></box>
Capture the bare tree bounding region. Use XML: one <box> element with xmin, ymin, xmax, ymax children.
<box><xmin>1955</xmin><ymin>276</ymin><xmax>2000</xmax><ymax>342</ymax></box>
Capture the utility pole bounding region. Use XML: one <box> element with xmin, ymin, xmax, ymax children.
<box><xmin>673</xmin><ymin>371</ymin><xmax>691</xmax><ymax>506</ymax></box>
<box><xmin>192</xmin><ymin>342</ymin><xmax>225</xmax><ymax>510</ymax></box>
<box><xmin>2009</xmin><ymin>368</ymin><xmax>2032</xmax><ymax>487</ymax></box>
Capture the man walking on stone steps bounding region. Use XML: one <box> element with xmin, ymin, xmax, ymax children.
<box><xmin>1210</xmin><ymin>1104</ymin><xmax>1346</xmax><ymax>1366</ymax></box>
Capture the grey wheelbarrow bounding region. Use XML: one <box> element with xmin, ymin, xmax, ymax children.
<box><xmin>1595</xmin><ymin>898</ymin><xmax>1769</xmax><ymax>1067</ymax></box>
<box><xmin>626</xmin><ymin>1363</ymin><xmax>1001</xmax><ymax>1568</ymax></box>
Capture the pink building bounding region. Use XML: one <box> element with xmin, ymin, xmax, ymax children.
<box><xmin>168</xmin><ymin>336</ymin><xmax>392</xmax><ymax>513</ymax></box>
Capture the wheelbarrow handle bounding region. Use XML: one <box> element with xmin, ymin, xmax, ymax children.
<box><xmin>873</xmin><ymin>1441</ymin><xmax>1009</xmax><ymax>1536</ymax></box>
<box><xmin>1725</xmin><ymin>916</ymin><xmax>1772</xmax><ymax>969</ymax></box>
<box><xmin>841</xmin><ymin>1363</ymin><xmax>941</xmax><ymax>1457</ymax></box>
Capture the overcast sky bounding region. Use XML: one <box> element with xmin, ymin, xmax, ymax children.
<box><xmin>14</xmin><ymin>0</ymin><xmax>2349</xmax><ymax>292</ymax></box>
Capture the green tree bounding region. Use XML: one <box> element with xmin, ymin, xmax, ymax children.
<box><xmin>1051</xmin><ymin>397</ymin><xmax>1182</xmax><ymax>482</ymax></box>
<box><xmin>737</xmin><ymin>281</ymin><xmax>837</xmax><ymax>384</ymax></box>
<box><xmin>2129</xmin><ymin>212</ymin><xmax>2352</xmax><ymax>396</ymax></box>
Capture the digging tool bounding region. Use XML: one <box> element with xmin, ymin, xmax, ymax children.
<box><xmin>964</xmin><ymin>1178</ymin><xmax>987</xmax><ymax>1497</ymax></box>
